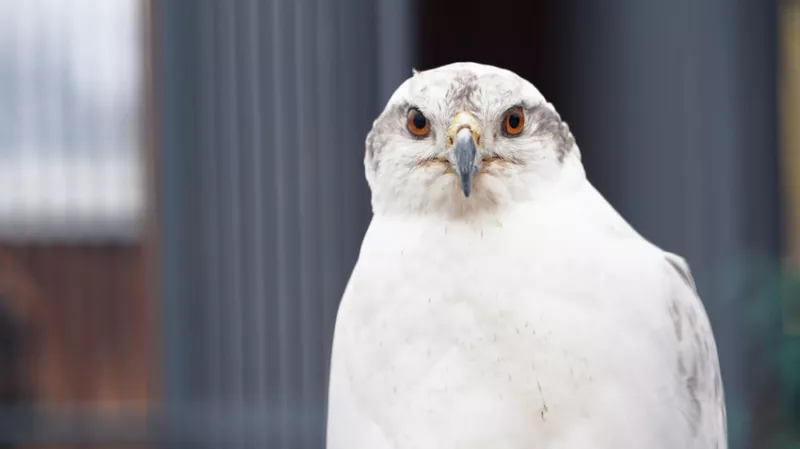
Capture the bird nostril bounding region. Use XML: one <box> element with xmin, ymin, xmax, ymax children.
<box><xmin>448</xmin><ymin>136</ymin><xmax>454</xmax><ymax>146</ymax></box>
<box><xmin>476</xmin><ymin>135</ymin><xmax>481</xmax><ymax>146</ymax></box>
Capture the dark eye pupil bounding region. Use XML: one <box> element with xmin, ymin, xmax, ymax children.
<box><xmin>413</xmin><ymin>112</ymin><xmax>427</xmax><ymax>129</ymax></box>
<box><xmin>508</xmin><ymin>113</ymin><xmax>521</xmax><ymax>129</ymax></box>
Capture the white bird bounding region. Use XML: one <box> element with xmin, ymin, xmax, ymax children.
<box><xmin>326</xmin><ymin>62</ymin><xmax>727</xmax><ymax>449</ymax></box>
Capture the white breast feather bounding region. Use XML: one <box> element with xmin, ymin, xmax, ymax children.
<box><xmin>326</xmin><ymin>181</ymin><xmax>727</xmax><ymax>449</ymax></box>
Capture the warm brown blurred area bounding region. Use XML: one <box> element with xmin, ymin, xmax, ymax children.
<box><xmin>0</xmin><ymin>244</ymin><xmax>155</xmax><ymax>409</ymax></box>
<box><xmin>0</xmin><ymin>242</ymin><xmax>160</xmax><ymax>449</ymax></box>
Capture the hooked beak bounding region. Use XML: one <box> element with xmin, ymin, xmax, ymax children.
<box><xmin>447</xmin><ymin>112</ymin><xmax>482</xmax><ymax>197</ymax></box>
<box><xmin>452</xmin><ymin>129</ymin><xmax>478</xmax><ymax>197</ymax></box>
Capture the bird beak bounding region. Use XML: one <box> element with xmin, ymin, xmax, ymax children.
<box><xmin>452</xmin><ymin>129</ymin><xmax>478</xmax><ymax>197</ymax></box>
<box><xmin>447</xmin><ymin>112</ymin><xmax>482</xmax><ymax>198</ymax></box>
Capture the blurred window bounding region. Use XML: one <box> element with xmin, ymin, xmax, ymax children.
<box><xmin>0</xmin><ymin>0</ymin><xmax>145</xmax><ymax>242</ymax></box>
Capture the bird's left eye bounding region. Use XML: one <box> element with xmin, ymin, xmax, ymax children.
<box><xmin>503</xmin><ymin>107</ymin><xmax>525</xmax><ymax>136</ymax></box>
<box><xmin>407</xmin><ymin>108</ymin><xmax>430</xmax><ymax>137</ymax></box>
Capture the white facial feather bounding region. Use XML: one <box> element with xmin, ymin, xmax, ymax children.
<box><xmin>364</xmin><ymin>62</ymin><xmax>581</xmax><ymax>218</ymax></box>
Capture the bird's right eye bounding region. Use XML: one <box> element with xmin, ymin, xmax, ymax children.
<box><xmin>407</xmin><ymin>108</ymin><xmax>430</xmax><ymax>137</ymax></box>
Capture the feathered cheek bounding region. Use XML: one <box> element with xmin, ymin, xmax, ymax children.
<box><xmin>480</xmin><ymin>145</ymin><xmax>524</xmax><ymax>175</ymax></box>
<box><xmin>480</xmin><ymin>159</ymin><xmax>518</xmax><ymax>177</ymax></box>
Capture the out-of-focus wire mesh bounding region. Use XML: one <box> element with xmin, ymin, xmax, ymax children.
<box><xmin>0</xmin><ymin>0</ymin><xmax>797</xmax><ymax>448</ymax></box>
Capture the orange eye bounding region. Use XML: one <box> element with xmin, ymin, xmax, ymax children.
<box><xmin>407</xmin><ymin>108</ymin><xmax>430</xmax><ymax>136</ymax></box>
<box><xmin>503</xmin><ymin>107</ymin><xmax>525</xmax><ymax>136</ymax></box>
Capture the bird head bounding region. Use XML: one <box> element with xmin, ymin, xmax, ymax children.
<box><xmin>364</xmin><ymin>62</ymin><xmax>582</xmax><ymax>217</ymax></box>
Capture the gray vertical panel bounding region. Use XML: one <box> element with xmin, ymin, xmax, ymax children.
<box><xmin>376</xmin><ymin>0</ymin><xmax>417</xmax><ymax>107</ymax></box>
<box><xmin>269</xmin><ymin>1</ymin><xmax>298</xmax><ymax>447</ymax></box>
<box><xmin>198</xmin><ymin>0</ymin><xmax>220</xmax><ymax>412</ymax></box>
<box><xmin>156</xmin><ymin>0</ymin><xmax>194</xmax><ymax>411</ymax></box>
<box><xmin>221</xmin><ymin>2</ymin><xmax>246</xmax><ymax>447</ymax></box>
<box><xmin>155</xmin><ymin>0</ymin><xmax>414</xmax><ymax>447</ymax></box>
<box><xmin>313</xmin><ymin>2</ymin><xmax>343</xmax><ymax>434</ymax></box>
<box><xmin>238</xmin><ymin>0</ymin><xmax>262</xmax><ymax>416</ymax></box>
<box><xmin>292</xmin><ymin>1</ymin><xmax>321</xmax><ymax>447</ymax></box>
<box><xmin>254</xmin><ymin>2</ymin><xmax>282</xmax><ymax>444</ymax></box>
<box><xmin>565</xmin><ymin>2</ymin><xmax>778</xmax><ymax>448</ymax></box>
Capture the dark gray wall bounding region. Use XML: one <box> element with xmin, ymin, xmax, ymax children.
<box><xmin>563</xmin><ymin>2</ymin><xmax>780</xmax><ymax>448</ymax></box>
<box><xmin>154</xmin><ymin>0</ymin><xmax>413</xmax><ymax>447</ymax></box>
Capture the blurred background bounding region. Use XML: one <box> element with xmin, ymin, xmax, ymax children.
<box><xmin>0</xmin><ymin>0</ymin><xmax>797</xmax><ymax>448</ymax></box>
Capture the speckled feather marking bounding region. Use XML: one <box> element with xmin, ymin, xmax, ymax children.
<box><xmin>667</xmin><ymin>256</ymin><xmax>726</xmax><ymax>445</ymax></box>
<box><xmin>445</xmin><ymin>71</ymin><xmax>481</xmax><ymax>111</ymax></box>
<box><xmin>365</xmin><ymin>110</ymin><xmax>403</xmax><ymax>172</ymax></box>
<box><xmin>366</xmin><ymin>129</ymin><xmax>380</xmax><ymax>171</ymax></box>
<box><xmin>666</xmin><ymin>256</ymin><xmax>697</xmax><ymax>292</ymax></box>
<box><xmin>669</xmin><ymin>297</ymin><xmax>696</xmax><ymax>428</ymax></box>
<box><xmin>529</xmin><ymin>105</ymin><xmax>576</xmax><ymax>162</ymax></box>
